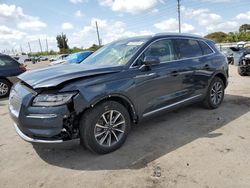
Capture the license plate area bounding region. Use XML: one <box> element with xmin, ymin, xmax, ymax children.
<box><xmin>9</xmin><ymin>89</ymin><xmax>22</xmax><ymax>117</ymax></box>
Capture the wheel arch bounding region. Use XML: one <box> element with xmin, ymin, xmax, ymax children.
<box><xmin>214</xmin><ymin>72</ymin><xmax>227</xmax><ymax>87</ymax></box>
<box><xmin>77</xmin><ymin>94</ymin><xmax>138</xmax><ymax>124</ymax></box>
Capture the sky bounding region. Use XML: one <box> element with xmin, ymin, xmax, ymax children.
<box><xmin>1</xmin><ymin>0</ymin><xmax>250</xmax><ymax>53</ymax></box>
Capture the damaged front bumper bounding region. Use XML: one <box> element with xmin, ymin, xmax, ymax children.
<box><xmin>9</xmin><ymin>82</ymin><xmax>80</xmax><ymax>143</ymax></box>
<box><xmin>13</xmin><ymin>123</ymin><xmax>63</xmax><ymax>143</ymax></box>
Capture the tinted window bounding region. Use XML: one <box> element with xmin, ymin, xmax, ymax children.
<box><xmin>0</xmin><ymin>56</ymin><xmax>18</xmax><ymax>67</ymax></box>
<box><xmin>143</xmin><ymin>39</ymin><xmax>176</xmax><ymax>63</ymax></box>
<box><xmin>199</xmin><ymin>41</ymin><xmax>213</xmax><ymax>55</ymax></box>
<box><xmin>176</xmin><ymin>39</ymin><xmax>203</xmax><ymax>59</ymax></box>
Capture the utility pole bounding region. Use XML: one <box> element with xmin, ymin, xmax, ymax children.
<box><xmin>38</xmin><ymin>38</ymin><xmax>43</xmax><ymax>53</ymax></box>
<box><xmin>95</xmin><ymin>21</ymin><xmax>101</xmax><ymax>46</ymax></box>
<box><xmin>20</xmin><ymin>45</ymin><xmax>23</xmax><ymax>54</ymax></box>
<box><xmin>46</xmin><ymin>38</ymin><xmax>49</xmax><ymax>52</ymax></box>
<box><xmin>177</xmin><ymin>0</ymin><xmax>181</xmax><ymax>33</ymax></box>
<box><xmin>28</xmin><ymin>42</ymin><xmax>31</xmax><ymax>53</ymax></box>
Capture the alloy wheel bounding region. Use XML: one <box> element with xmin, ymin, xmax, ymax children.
<box><xmin>210</xmin><ymin>81</ymin><xmax>223</xmax><ymax>105</ymax></box>
<box><xmin>0</xmin><ymin>82</ymin><xmax>9</xmax><ymax>96</ymax></box>
<box><xmin>94</xmin><ymin>110</ymin><xmax>126</xmax><ymax>147</ymax></box>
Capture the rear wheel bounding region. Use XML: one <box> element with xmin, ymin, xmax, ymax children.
<box><xmin>238</xmin><ymin>66</ymin><xmax>248</xmax><ymax>76</ymax></box>
<box><xmin>79</xmin><ymin>101</ymin><xmax>131</xmax><ymax>154</ymax></box>
<box><xmin>203</xmin><ymin>77</ymin><xmax>225</xmax><ymax>109</ymax></box>
<box><xmin>0</xmin><ymin>79</ymin><xmax>11</xmax><ymax>98</ymax></box>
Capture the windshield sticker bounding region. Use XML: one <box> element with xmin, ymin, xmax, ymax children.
<box><xmin>127</xmin><ymin>41</ymin><xmax>144</xmax><ymax>46</ymax></box>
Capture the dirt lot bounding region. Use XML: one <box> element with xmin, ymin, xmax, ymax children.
<box><xmin>0</xmin><ymin>62</ymin><xmax>250</xmax><ymax>188</ymax></box>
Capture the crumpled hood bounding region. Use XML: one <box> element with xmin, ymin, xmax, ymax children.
<box><xmin>18</xmin><ymin>63</ymin><xmax>122</xmax><ymax>89</ymax></box>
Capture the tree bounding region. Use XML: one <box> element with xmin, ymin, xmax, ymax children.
<box><xmin>56</xmin><ymin>33</ymin><xmax>69</xmax><ymax>53</ymax></box>
<box><xmin>204</xmin><ymin>32</ymin><xmax>228</xmax><ymax>43</ymax></box>
<box><xmin>239</xmin><ymin>24</ymin><xmax>250</xmax><ymax>33</ymax></box>
<box><xmin>87</xmin><ymin>44</ymin><xmax>102</xmax><ymax>51</ymax></box>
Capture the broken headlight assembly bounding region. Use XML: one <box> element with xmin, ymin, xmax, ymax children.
<box><xmin>32</xmin><ymin>92</ymin><xmax>77</xmax><ymax>107</ymax></box>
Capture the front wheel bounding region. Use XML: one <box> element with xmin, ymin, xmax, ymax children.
<box><xmin>79</xmin><ymin>101</ymin><xmax>131</xmax><ymax>154</ymax></box>
<box><xmin>203</xmin><ymin>77</ymin><xmax>225</xmax><ymax>109</ymax></box>
<box><xmin>0</xmin><ymin>79</ymin><xmax>11</xmax><ymax>98</ymax></box>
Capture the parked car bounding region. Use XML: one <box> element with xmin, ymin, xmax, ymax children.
<box><xmin>49</xmin><ymin>51</ymin><xmax>93</xmax><ymax>66</ymax></box>
<box><xmin>40</xmin><ymin>56</ymin><xmax>48</xmax><ymax>61</ymax></box>
<box><xmin>66</xmin><ymin>51</ymin><xmax>93</xmax><ymax>64</ymax></box>
<box><xmin>237</xmin><ymin>47</ymin><xmax>250</xmax><ymax>76</ymax></box>
<box><xmin>9</xmin><ymin>33</ymin><xmax>228</xmax><ymax>154</ymax></box>
<box><xmin>49</xmin><ymin>54</ymin><xmax>68</xmax><ymax>62</ymax></box>
<box><xmin>0</xmin><ymin>54</ymin><xmax>26</xmax><ymax>98</ymax></box>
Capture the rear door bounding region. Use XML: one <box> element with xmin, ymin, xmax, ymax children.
<box><xmin>174</xmin><ymin>38</ymin><xmax>207</xmax><ymax>96</ymax></box>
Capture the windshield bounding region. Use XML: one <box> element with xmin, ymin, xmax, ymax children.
<box><xmin>81</xmin><ymin>38</ymin><xmax>148</xmax><ymax>66</ymax></box>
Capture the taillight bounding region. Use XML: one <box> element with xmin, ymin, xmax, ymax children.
<box><xmin>19</xmin><ymin>64</ymin><xmax>26</xmax><ymax>72</ymax></box>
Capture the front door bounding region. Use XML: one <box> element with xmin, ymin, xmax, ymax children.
<box><xmin>131</xmin><ymin>39</ymin><xmax>193</xmax><ymax>117</ymax></box>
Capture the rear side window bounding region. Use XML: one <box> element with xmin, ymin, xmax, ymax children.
<box><xmin>0</xmin><ymin>56</ymin><xmax>18</xmax><ymax>67</ymax></box>
<box><xmin>143</xmin><ymin>39</ymin><xmax>176</xmax><ymax>63</ymax></box>
<box><xmin>198</xmin><ymin>41</ymin><xmax>214</xmax><ymax>55</ymax></box>
<box><xmin>176</xmin><ymin>39</ymin><xmax>203</xmax><ymax>59</ymax></box>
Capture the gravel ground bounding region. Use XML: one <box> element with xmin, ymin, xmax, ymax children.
<box><xmin>0</xmin><ymin>63</ymin><xmax>250</xmax><ymax>188</ymax></box>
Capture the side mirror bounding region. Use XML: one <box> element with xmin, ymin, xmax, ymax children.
<box><xmin>143</xmin><ymin>56</ymin><xmax>160</xmax><ymax>66</ymax></box>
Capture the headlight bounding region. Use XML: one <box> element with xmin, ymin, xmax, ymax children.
<box><xmin>32</xmin><ymin>92</ymin><xmax>77</xmax><ymax>107</ymax></box>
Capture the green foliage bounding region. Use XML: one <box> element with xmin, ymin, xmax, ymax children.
<box><xmin>204</xmin><ymin>32</ymin><xmax>228</xmax><ymax>43</ymax></box>
<box><xmin>205</xmin><ymin>24</ymin><xmax>250</xmax><ymax>43</ymax></box>
<box><xmin>56</xmin><ymin>33</ymin><xmax>69</xmax><ymax>53</ymax></box>
<box><xmin>88</xmin><ymin>44</ymin><xmax>102</xmax><ymax>51</ymax></box>
<box><xmin>239</xmin><ymin>24</ymin><xmax>250</xmax><ymax>33</ymax></box>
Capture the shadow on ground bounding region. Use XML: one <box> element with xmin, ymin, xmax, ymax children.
<box><xmin>33</xmin><ymin>94</ymin><xmax>250</xmax><ymax>171</ymax></box>
<box><xmin>0</xmin><ymin>97</ymin><xmax>8</xmax><ymax>106</ymax></box>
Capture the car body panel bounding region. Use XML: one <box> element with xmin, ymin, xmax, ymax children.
<box><xmin>9</xmin><ymin>33</ymin><xmax>228</xmax><ymax>142</ymax></box>
<box><xmin>0</xmin><ymin>54</ymin><xmax>25</xmax><ymax>84</ymax></box>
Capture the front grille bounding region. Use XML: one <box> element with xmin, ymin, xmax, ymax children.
<box><xmin>9</xmin><ymin>90</ymin><xmax>22</xmax><ymax>117</ymax></box>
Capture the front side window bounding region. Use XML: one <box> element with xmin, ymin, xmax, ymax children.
<box><xmin>176</xmin><ymin>39</ymin><xmax>203</xmax><ymax>59</ymax></box>
<box><xmin>135</xmin><ymin>39</ymin><xmax>176</xmax><ymax>66</ymax></box>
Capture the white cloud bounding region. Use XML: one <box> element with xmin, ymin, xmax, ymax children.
<box><xmin>62</xmin><ymin>22</ymin><xmax>74</xmax><ymax>30</ymax></box>
<box><xmin>17</xmin><ymin>19</ymin><xmax>47</xmax><ymax>31</ymax></box>
<box><xmin>206</xmin><ymin>21</ymin><xmax>239</xmax><ymax>32</ymax></box>
<box><xmin>0</xmin><ymin>26</ymin><xmax>57</xmax><ymax>53</ymax></box>
<box><xmin>236</xmin><ymin>11</ymin><xmax>250</xmax><ymax>20</ymax></box>
<box><xmin>0</xmin><ymin>25</ymin><xmax>26</xmax><ymax>40</ymax></box>
<box><xmin>154</xmin><ymin>18</ymin><xmax>195</xmax><ymax>33</ymax></box>
<box><xmin>182</xmin><ymin>6</ymin><xmax>238</xmax><ymax>33</ymax></box>
<box><xmin>72</xmin><ymin>18</ymin><xmax>154</xmax><ymax>47</ymax></box>
<box><xmin>183</xmin><ymin>7</ymin><xmax>222</xmax><ymax>26</ymax></box>
<box><xmin>200</xmin><ymin>0</ymin><xmax>232</xmax><ymax>2</ymax></box>
<box><xmin>69</xmin><ymin>0</ymin><xmax>86</xmax><ymax>4</ymax></box>
<box><xmin>75</xmin><ymin>10</ymin><xmax>83</xmax><ymax>17</ymax></box>
<box><xmin>99</xmin><ymin>0</ymin><xmax>160</xmax><ymax>14</ymax></box>
<box><xmin>0</xmin><ymin>4</ymin><xmax>47</xmax><ymax>31</ymax></box>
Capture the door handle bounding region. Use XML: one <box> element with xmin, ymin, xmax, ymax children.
<box><xmin>170</xmin><ymin>71</ymin><xmax>179</xmax><ymax>77</ymax></box>
<box><xmin>135</xmin><ymin>73</ymin><xmax>156</xmax><ymax>79</ymax></box>
<box><xmin>204</xmin><ymin>64</ymin><xmax>210</xmax><ymax>70</ymax></box>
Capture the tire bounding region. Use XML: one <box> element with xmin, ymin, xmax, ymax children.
<box><xmin>0</xmin><ymin>79</ymin><xmax>11</xmax><ymax>98</ymax></box>
<box><xmin>238</xmin><ymin>66</ymin><xmax>248</xmax><ymax>76</ymax></box>
<box><xmin>79</xmin><ymin>101</ymin><xmax>131</xmax><ymax>154</ymax></box>
<box><xmin>203</xmin><ymin>77</ymin><xmax>225</xmax><ymax>109</ymax></box>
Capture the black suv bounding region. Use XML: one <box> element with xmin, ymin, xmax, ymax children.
<box><xmin>0</xmin><ymin>54</ymin><xmax>26</xmax><ymax>98</ymax></box>
<box><xmin>9</xmin><ymin>33</ymin><xmax>228</xmax><ymax>154</ymax></box>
